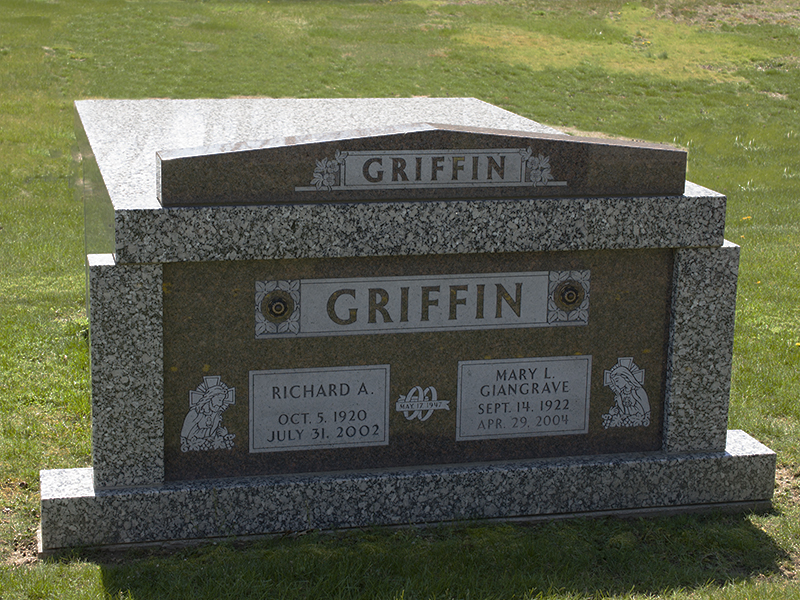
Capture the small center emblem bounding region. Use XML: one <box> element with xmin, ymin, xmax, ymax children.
<box><xmin>395</xmin><ymin>386</ymin><xmax>450</xmax><ymax>421</ymax></box>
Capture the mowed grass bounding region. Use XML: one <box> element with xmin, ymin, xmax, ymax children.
<box><xmin>0</xmin><ymin>0</ymin><xmax>799</xmax><ymax>597</ymax></box>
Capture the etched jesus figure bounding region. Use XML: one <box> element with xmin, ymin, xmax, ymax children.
<box><xmin>601</xmin><ymin>358</ymin><xmax>650</xmax><ymax>428</ymax></box>
<box><xmin>181</xmin><ymin>376</ymin><xmax>236</xmax><ymax>451</ymax></box>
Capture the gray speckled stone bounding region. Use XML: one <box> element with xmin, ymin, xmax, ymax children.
<box><xmin>39</xmin><ymin>430</ymin><xmax>774</xmax><ymax>551</ymax></box>
<box><xmin>75</xmin><ymin>98</ymin><xmax>722</xmax><ymax>263</ymax></box>
<box><xmin>88</xmin><ymin>255</ymin><xmax>164</xmax><ymax>488</ymax></box>
<box><xmin>114</xmin><ymin>182</ymin><xmax>725</xmax><ymax>265</ymax></box>
<box><xmin>663</xmin><ymin>241</ymin><xmax>739</xmax><ymax>453</ymax></box>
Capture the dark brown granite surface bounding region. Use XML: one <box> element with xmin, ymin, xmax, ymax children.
<box><xmin>158</xmin><ymin>124</ymin><xmax>686</xmax><ymax>207</ymax></box>
<box><xmin>163</xmin><ymin>249</ymin><xmax>673</xmax><ymax>482</ymax></box>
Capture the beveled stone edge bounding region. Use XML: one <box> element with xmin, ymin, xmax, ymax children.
<box><xmin>113</xmin><ymin>183</ymin><xmax>726</xmax><ymax>265</ymax></box>
<box><xmin>157</xmin><ymin>122</ymin><xmax>681</xmax><ymax>162</ymax></box>
<box><xmin>39</xmin><ymin>430</ymin><xmax>775</xmax><ymax>551</ymax></box>
<box><xmin>663</xmin><ymin>241</ymin><xmax>739</xmax><ymax>453</ymax></box>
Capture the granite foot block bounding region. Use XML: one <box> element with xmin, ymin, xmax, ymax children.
<box><xmin>40</xmin><ymin>430</ymin><xmax>775</xmax><ymax>551</ymax></box>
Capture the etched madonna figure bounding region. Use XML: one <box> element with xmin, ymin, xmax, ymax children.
<box><xmin>181</xmin><ymin>376</ymin><xmax>236</xmax><ymax>451</ymax></box>
<box><xmin>601</xmin><ymin>358</ymin><xmax>650</xmax><ymax>428</ymax></box>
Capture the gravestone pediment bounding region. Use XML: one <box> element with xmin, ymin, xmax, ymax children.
<box><xmin>157</xmin><ymin>123</ymin><xmax>686</xmax><ymax>207</ymax></box>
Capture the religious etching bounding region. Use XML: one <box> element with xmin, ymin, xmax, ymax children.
<box><xmin>395</xmin><ymin>386</ymin><xmax>450</xmax><ymax>422</ymax></box>
<box><xmin>601</xmin><ymin>358</ymin><xmax>651</xmax><ymax>428</ymax></box>
<box><xmin>249</xmin><ymin>365</ymin><xmax>390</xmax><ymax>452</ymax></box>
<box><xmin>255</xmin><ymin>270</ymin><xmax>589</xmax><ymax>339</ymax></box>
<box><xmin>296</xmin><ymin>148</ymin><xmax>567</xmax><ymax>192</ymax></box>
<box><xmin>456</xmin><ymin>356</ymin><xmax>592</xmax><ymax>441</ymax></box>
<box><xmin>255</xmin><ymin>280</ymin><xmax>300</xmax><ymax>336</ymax></box>
<box><xmin>547</xmin><ymin>270</ymin><xmax>589</xmax><ymax>324</ymax></box>
<box><xmin>181</xmin><ymin>377</ymin><xmax>236</xmax><ymax>452</ymax></box>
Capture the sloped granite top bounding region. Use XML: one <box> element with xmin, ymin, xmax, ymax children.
<box><xmin>156</xmin><ymin>122</ymin><xmax>686</xmax><ymax>206</ymax></box>
<box><xmin>77</xmin><ymin>98</ymin><xmax>561</xmax><ymax>212</ymax></box>
<box><xmin>75</xmin><ymin>98</ymin><xmax>724</xmax><ymax>264</ymax></box>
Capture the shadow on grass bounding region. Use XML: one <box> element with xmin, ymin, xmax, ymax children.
<box><xmin>64</xmin><ymin>510</ymin><xmax>789</xmax><ymax>599</ymax></box>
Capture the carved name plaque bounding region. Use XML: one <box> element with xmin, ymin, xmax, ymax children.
<box><xmin>249</xmin><ymin>365</ymin><xmax>390</xmax><ymax>452</ymax></box>
<box><xmin>293</xmin><ymin>148</ymin><xmax>567</xmax><ymax>192</ymax></box>
<box><xmin>255</xmin><ymin>270</ymin><xmax>590</xmax><ymax>338</ymax></box>
<box><xmin>456</xmin><ymin>356</ymin><xmax>592</xmax><ymax>441</ymax></box>
<box><xmin>156</xmin><ymin>123</ymin><xmax>686</xmax><ymax>207</ymax></box>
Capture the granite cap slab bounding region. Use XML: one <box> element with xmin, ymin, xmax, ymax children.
<box><xmin>76</xmin><ymin>97</ymin><xmax>562</xmax><ymax>212</ymax></box>
<box><xmin>75</xmin><ymin>98</ymin><xmax>713</xmax><ymax>262</ymax></box>
<box><xmin>157</xmin><ymin>123</ymin><xmax>686</xmax><ymax>207</ymax></box>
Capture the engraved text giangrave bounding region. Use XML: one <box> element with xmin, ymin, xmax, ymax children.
<box><xmin>457</xmin><ymin>356</ymin><xmax>592</xmax><ymax>441</ymax></box>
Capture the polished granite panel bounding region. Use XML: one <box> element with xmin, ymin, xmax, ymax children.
<box><xmin>162</xmin><ymin>249</ymin><xmax>672</xmax><ymax>481</ymax></box>
<box><xmin>157</xmin><ymin>123</ymin><xmax>685</xmax><ymax>207</ymax></box>
<box><xmin>81</xmin><ymin>242</ymin><xmax>749</xmax><ymax>491</ymax></box>
<box><xmin>39</xmin><ymin>430</ymin><xmax>775</xmax><ymax>551</ymax></box>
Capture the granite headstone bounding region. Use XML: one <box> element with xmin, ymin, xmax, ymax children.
<box><xmin>39</xmin><ymin>98</ymin><xmax>776</xmax><ymax>552</ymax></box>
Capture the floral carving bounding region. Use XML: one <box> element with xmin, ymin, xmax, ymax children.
<box><xmin>523</xmin><ymin>148</ymin><xmax>556</xmax><ymax>186</ymax></box>
<box><xmin>310</xmin><ymin>150</ymin><xmax>347</xmax><ymax>191</ymax></box>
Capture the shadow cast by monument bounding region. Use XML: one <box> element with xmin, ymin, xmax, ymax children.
<box><xmin>90</xmin><ymin>513</ymin><xmax>788</xmax><ymax>599</ymax></box>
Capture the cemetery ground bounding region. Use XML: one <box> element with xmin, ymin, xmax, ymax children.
<box><xmin>0</xmin><ymin>0</ymin><xmax>798</xmax><ymax>597</ymax></box>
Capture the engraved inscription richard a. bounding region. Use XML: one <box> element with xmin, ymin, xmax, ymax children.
<box><xmin>249</xmin><ymin>365</ymin><xmax>390</xmax><ymax>452</ymax></box>
<box><xmin>456</xmin><ymin>356</ymin><xmax>592</xmax><ymax>441</ymax></box>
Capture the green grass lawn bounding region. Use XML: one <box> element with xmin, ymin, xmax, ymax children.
<box><xmin>1</xmin><ymin>0</ymin><xmax>799</xmax><ymax>597</ymax></box>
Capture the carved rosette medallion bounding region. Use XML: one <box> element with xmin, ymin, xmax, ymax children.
<box><xmin>255</xmin><ymin>280</ymin><xmax>301</xmax><ymax>338</ymax></box>
<box><xmin>547</xmin><ymin>270</ymin><xmax>590</xmax><ymax>324</ymax></box>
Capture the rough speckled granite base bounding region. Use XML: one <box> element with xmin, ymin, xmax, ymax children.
<box><xmin>114</xmin><ymin>183</ymin><xmax>725</xmax><ymax>264</ymax></box>
<box><xmin>88</xmin><ymin>254</ymin><xmax>164</xmax><ymax>488</ymax></box>
<box><xmin>39</xmin><ymin>430</ymin><xmax>774</xmax><ymax>551</ymax></box>
<box><xmin>664</xmin><ymin>241</ymin><xmax>739</xmax><ymax>453</ymax></box>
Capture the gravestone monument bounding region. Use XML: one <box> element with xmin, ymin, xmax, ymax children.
<box><xmin>39</xmin><ymin>98</ymin><xmax>775</xmax><ymax>551</ymax></box>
